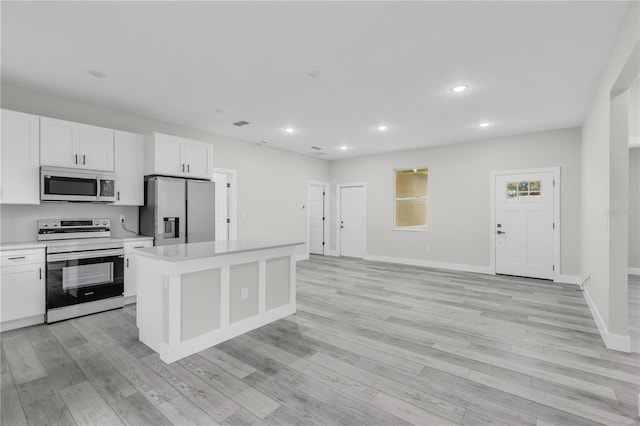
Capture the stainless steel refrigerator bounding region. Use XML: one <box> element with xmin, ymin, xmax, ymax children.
<box><xmin>139</xmin><ymin>176</ymin><xmax>215</xmax><ymax>246</ymax></box>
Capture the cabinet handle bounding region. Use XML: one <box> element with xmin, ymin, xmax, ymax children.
<box><xmin>126</xmin><ymin>258</ymin><xmax>129</xmax><ymax>268</ymax></box>
<box><xmin>187</xmin><ymin>164</ymin><xmax>190</xmax><ymax>172</ymax></box>
<box><xmin>8</xmin><ymin>256</ymin><xmax>25</xmax><ymax>260</ymax></box>
<box><xmin>182</xmin><ymin>164</ymin><xmax>185</xmax><ymax>172</ymax></box>
<box><xmin>39</xmin><ymin>268</ymin><xmax>42</xmax><ymax>279</ymax></box>
<box><xmin>117</xmin><ymin>191</ymin><xmax>120</xmax><ymax>201</ymax></box>
<box><xmin>83</xmin><ymin>154</ymin><xmax>86</xmax><ymax>165</ymax></box>
<box><xmin>134</xmin><ymin>246</ymin><xmax>144</xmax><ymax>249</ymax></box>
<box><xmin>75</xmin><ymin>154</ymin><xmax>78</xmax><ymax>164</ymax></box>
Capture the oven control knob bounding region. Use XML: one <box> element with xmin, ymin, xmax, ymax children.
<box><xmin>52</xmin><ymin>221</ymin><xmax>59</xmax><ymax>227</ymax></box>
<box><xmin>42</xmin><ymin>222</ymin><xmax>48</xmax><ymax>228</ymax></box>
<box><xmin>93</xmin><ymin>220</ymin><xmax>99</xmax><ymax>226</ymax></box>
<box><xmin>102</xmin><ymin>220</ymin><xmax>108</xmax><ymax>225</ymax></box>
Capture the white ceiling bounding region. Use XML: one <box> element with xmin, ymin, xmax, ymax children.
<box><xmin>1</xmin><ymin>1</ymin><xmax>629</xmax><ymax>160</ymax></box>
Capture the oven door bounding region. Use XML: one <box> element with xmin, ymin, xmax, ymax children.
<box><xmin>46</xmin><ymin>249</ymin><xmax>124</xmax><ymax>310</ymax></box>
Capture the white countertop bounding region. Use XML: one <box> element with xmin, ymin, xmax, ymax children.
<box><xmin>112</xmin><ymin>235</ymin><xmax>154</xmax><ymax>243</ymax></box>
<box><xmin>0</xmin><ymin>235</ymin><xmax>153</xmax><ymax>251</ymax></box>
<box><xmin>0</xmin><ymin>241</ymin><xmax>47</xmax><ymax>251</ymax></box>
<box><xmin>136</xmin><ymin>240</ymin><xmax>303</xmax><ymax>262</ymax></box>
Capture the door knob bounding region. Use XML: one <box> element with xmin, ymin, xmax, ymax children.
<box><xmin>497</xmin><ymin>230</ymin><xmax>506</xmax><ymax>235</ymax></box>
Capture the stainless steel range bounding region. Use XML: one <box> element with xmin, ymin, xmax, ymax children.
<box><xmin>38</xmin><ymin>218</ymin><xmax>124</xmax><ymax>323</ymax></box>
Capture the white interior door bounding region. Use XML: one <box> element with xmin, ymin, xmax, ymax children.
<box><xmin>309</xmin><ymin>184</ymin><xmax>325</xmax><ymax>255</ymax></box>
<box><xmin>340</xmin><ymin>185</ymin><xmax>365</xmax><ymax>258</ymax></box>
<box><xmin>495</xmin><ymin>172</ymin><xmax>554</xmax><ymax>279</ymax></box>
<box><xmin>212</xmin><ymin>172</ymin><xmax>229</xmax><ymax>241</ymax></box>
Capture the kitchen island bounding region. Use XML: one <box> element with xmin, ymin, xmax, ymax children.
<box><xmin>135</xmin><ymin>240</ymin><xmax>302</xmax><ymax>363</ymax></box>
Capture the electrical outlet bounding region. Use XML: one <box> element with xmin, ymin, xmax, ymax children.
<box><xmin>119</xmin><ymin>215</ymin><xmax>126</xmax><ymax>224</ymax></box>
<box><xmin>241</xmin><ymin>288</ymin><xmax>249</xmax><ymax>300</ymax></box>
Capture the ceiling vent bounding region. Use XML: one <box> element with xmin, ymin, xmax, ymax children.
<box><xmin>311</xmin><ymin>146</ymin><xmax>323</xmax><ymax>150</ymax></box>
<box><xmin>311</xmin><ymin>151</ymin><xmax>327</xmax><ymax>156</ymax></box>
<box><xmin>233</xmin><ymin>120</ymin><xmax>250</xmax><ymax>127</ymax></box>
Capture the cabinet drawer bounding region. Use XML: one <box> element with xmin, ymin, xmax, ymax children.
<box><xmin>1</xmin><ymin>249</ymin><xmax>44</xmax><ymax>267</ymax></box>
<box><xmin>123</xmin><ymin>240</ymin><xmax>153</xmax><ymax>253</ymax></box>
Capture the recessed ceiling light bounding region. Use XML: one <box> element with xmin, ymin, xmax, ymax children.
<box><xmin>88</xmin><ymin>69</ymin><xmax>107</xmax><ymax>79</ymax></box>
<box><xmin>377</xmin><ymin>124</ymin><xmax>388</xmax><ymax>131</ymax></box>
<box><xmin>340</xmin><ymin>146</ymin><xmax>349</xmax><ymax>150</ymax></box>
<box><xmin>285</xmin><ymin>127</ymin><xmax>295</xmax><ymax>134</ymax></box>
<box><xmin>451</xmin><ymin>85</ymin><xmax>468</xmax><ymax>93</ymax></box>
<box><xmin>479</xmin><ymin>121</ymin><xmax>492</xmax><ymax>128</ymax></box>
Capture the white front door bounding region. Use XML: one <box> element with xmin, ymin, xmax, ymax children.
<box><xmin>309</xmin><ymin>184</ymin><xmax>325</xmax><ymax>255</ymax></box>
<box><xmin>212</xmin><ymin>172</ymin><xmax>229</xmax><ymax>241</ymax></box>
<box><xmin>340</xmin><ymin>185</ymin><xmax>365</xmax><ymax>258</ymax></box>
<box><xmin>495</xmin><ymin>172</ymin><xmax>554</xmax><ymax>279</ymax></box>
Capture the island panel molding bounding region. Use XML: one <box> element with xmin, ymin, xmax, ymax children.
<box><xmin>136</xmin><ymin>240</ymin><xmax>301</xmax><ymax>363</ymax></box>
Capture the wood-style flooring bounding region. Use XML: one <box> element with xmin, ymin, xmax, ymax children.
<box><xmin>1</xmin><ymin>256</ymin><xmax>639</xmax><ymax>425</ymax></box>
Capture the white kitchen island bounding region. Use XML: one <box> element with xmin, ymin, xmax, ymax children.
<box><xmin>135</xmin><ymin>240</ymin><xmax>302</xmax><ymax>363</ymax></box>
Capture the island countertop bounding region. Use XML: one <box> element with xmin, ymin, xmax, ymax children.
<box><xmin>135</xmin><ymin>239</ymin><xmax>303</xmax><ymax>262</ymax></box>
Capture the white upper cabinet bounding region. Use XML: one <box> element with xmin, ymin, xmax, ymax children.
<box><xmin>40</xmin><ymin>117</ymin><xmax>114</xmax><ymax>171</ymax></box>
<box><xmin>79</xmin><ymin>124</ymin><xmax>115</xmax><ymax>171</ymax></box>
<box><xmin>114</xmin><ymin>130</ymin><xmax>144</xmax><ymax>206</ymax></box>
<box><xmin>152</xmin><ymin>133</ymin><xmax>183</xmax><ymax>176</ymax></box>
<box><xmin>182</xmin><ymin>140</ymin><xmax>210</xmax><ymax>177</ymax></box>
<box><xmin>145</xmin><ymin>133</ymin><xmax>213</xmax><ymax>180</ymax></box>
<box><xmin>0</xmin><ymin>109</ymin><xmax>40</xmax><ymax>205</ymax></box>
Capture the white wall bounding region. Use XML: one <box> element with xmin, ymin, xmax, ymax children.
<box><xmin>630</xmin><ymin>148</ymin><xmax>640</xmax><ymax>270</ymax></box>
<box><xmin>0</xmin><ymin>84</ymin><xmax>330</xmax><ymax>255</ymax></box>
<box><xmin>329</xmin><ymin>127</ymin><xmax>581</xmax><ymax>276</ymax></box>
<box><xmin>580</xmin><ymin>1</ymin><xmax>638</xmax><ymax>340</ymax></box>
<box><xmin>630</xmin><ymin>76</ymin><xmax>639</xmax><ymax>271</ymax></box>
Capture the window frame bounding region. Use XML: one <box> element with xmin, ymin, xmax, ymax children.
<box><xmin>392</xmin><ymin>166</ymin><xmax>429</xmax><ymax>231</ymax></box>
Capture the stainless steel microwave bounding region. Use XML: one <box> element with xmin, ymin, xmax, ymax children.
<box><xmin>41</xmin><ymin>166</ymin><xmax>116</xmax><ymax>203</ymax></box>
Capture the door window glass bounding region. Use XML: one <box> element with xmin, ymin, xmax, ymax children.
<box><xmin>506</xmin><ymin>180</ymin><xmax>542</xmax><ymax>203</ymax></box>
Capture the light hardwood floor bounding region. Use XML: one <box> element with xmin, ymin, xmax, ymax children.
<box><xmin>1</xmin><ymin>256</ymin><xmax>639</xmax><ymax>426</ymax></box>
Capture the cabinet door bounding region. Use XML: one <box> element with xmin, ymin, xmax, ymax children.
<box><xmin>1</xmin><ymin>110</ymin><xmax>40</xmax><ymax>204</ymax></box>
<box><xmin>182</xmin><ymin>141</ymin><xmax>212</xmax><ymax>179</ymax></box>
<box><xmin>40</xmin><ymin>117</ymin><xmax>80</xmax><ymax>168</ymax></box>
<box><xmin>153</xmin><ymin>134</ymin><xmax>183</xmax><ymax>176</ymax></box>
<box><xmin>124</xmin><ymin>254</ymin><xmax>139</xmax><ymax>298</ymax></box>
<box><xmin>79</xmin><ymin>124</ymin><xmax>114</xmax><ymax>171</ymax></box>
<box><xmin>114</xmin><ymin>130</ymin><xmax>144</xmax><ymax>205</ymax></box>
<box><xmin>123</xmin><ymin>240</ymin><xmax>153</xmax><ymax>300</ymax></box>
<box><xmin>1</xmin><ymin>264</ymin><xmax>45</xmax><ymax>323</ymax></box>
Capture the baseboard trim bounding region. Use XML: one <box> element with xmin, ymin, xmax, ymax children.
<box><xmin>364</xmin><ymin>254</ymin><xmax>493</xmax><ymax>275</ymax></box>
<box><xmin>296</xmin><ymin>253</ymin><xmax>310</xmax><ymax>262</ymax></box>
<box><xmin>629</xmin><ymin>267</ymin><xmax>640</xmax><ymax>276</ymax></box>
<box><xmin>583</xmin><ymin>287</ymin><xmax>631</xmax><ymax>353</ymax></box>
<box><xmin>0</xmin><ymin>315</ymin><xmax>45</xmax><ymax>332</ymax></box>
<box><xmin>326</xmin><ymin>250</ymin><xmax>339</xmax><ymax>257</ymax></box>
<box><xmin>555</xmin><ymin>274</ymin><xmax>582</xmax><ymax>285</ymax></box>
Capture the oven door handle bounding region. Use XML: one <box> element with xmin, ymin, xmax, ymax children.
<box><xmin>47</xmin><ymin>249</ymin><xmax>124</xmax><ymax>262</ymax></box>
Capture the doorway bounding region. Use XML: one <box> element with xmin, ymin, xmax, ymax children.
<box><xmin>491</xmin><ymin>168</ymin><xmax>559</xmax><ymax>280</ymax></box>
<box><xmin>308</xmin><ymin>182</ymin><xmax>329</xmax><ymax>255</ymax></box>
<box><xmin>338</xmin><ymin>184</ymin><xmax>366</xmax><ymax>258</ymax></box>
<box><xmin>212</xmin><ymin>168</ymin><xmax>237</xmax><ymax>241</ymax></box>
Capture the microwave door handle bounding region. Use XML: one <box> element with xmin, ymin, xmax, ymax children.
<box><xmin>75</xmin><ymin>154</ymin><xmax>78</xmax><ymax>164</ymax></box>
<box><xmin>83</xmin><ymin>155</ymin><xmax>86</xmax><ymax>165</ymax></box>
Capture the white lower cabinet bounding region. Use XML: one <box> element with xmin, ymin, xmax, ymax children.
<box><xmin>0</xmin><ymin>248</ymin><xmax>45</xmax><ymax>331</ymax></box>
<box><xmin>123</xmin><ymin>239</ymin><xmax>154</xmax><ymax>303</ymax></box>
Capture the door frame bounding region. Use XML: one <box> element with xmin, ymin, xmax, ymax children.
<box><xmin>489</xmin><ymin>167</ymin><xmax>561</xmax><ymax>281</ymax></box>
<box><xmin>212</xmin><ymin>167</ymin><xmax>238</xmax><ymax>240</ymax></box>
<box><xmin>307</xmin><ymin>181</ymin><xmax>330</xmax><ymax>256</ymax></box>
<box><xmin>336</xmin><ymin>183</ymin><xmax>367</xmax><ymax>257</ymax></box>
